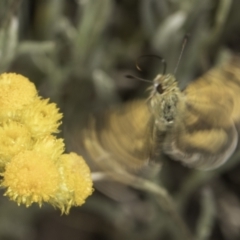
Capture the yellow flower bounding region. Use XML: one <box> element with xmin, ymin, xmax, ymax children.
<box><xmin>0</xmin><ymin>121</ymin><xmax>33</xmax><ymax>168</ymax></box>
<box><xmin>33</xmin><ymin>135</ymin><xmax>65</xmax><ymax>161</ymax></box>
<box><xmin>20</xmin><ymin>97</ymin><xmax>63</xmax><ymax>137</ymax></box>
<box><xmin>52</xmin><ymin>152</ymin><xmax>93</xmax><ymax>214</ymax></box>
<box><xmin>1</xmin><ymin>150</ymin><xmax>60</xmax><ymax>207</ymax></box>
<box><xmin>0</xmin><ymin>72</ymin><xmax>92</xmax><ymax>214</ymax></box>
<box><xmin>0</xmin><ymin>73</ymin><xmax>37</xmax><ymax>120</ymax></box>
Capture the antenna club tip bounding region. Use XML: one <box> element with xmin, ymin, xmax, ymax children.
<box><xmin>125</xmin><ymin>74</ymin><xmax>134</xmax><ymax>79</ymax></box>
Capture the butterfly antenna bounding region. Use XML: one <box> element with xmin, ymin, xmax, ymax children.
<box><xmin>126</xmin><ymin>55</ymin><xmax>167</xmax><ymax>83</ymax></box>
<box><xmin>125</xmin><ymin>74</ymin><xmax>152</xmax><ymax>83</ymax></box>
<box><xmin>173</xmin><ymin>34</ymin><xmax>190</xmax><ymax>75</ymax></box>
<box><xmin>136</xmin><ymin>54</ymin><xmax>167</xmax><ymax>75</ymax></box>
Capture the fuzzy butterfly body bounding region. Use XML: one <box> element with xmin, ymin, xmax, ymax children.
<box><xmin>83</xmin><ymin>56</ymin><xmax>240</xmax><ymax>171</ymax></box>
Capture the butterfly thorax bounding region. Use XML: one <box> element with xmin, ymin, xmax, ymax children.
<box><xmin>148</xmin><ymin>74</ymin><xmax>185</xmax><ymax>132</ymax></box>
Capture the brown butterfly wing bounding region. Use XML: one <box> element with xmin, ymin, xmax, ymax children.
<box><xmin>163</xmin><ymin>56</ymin><xmax>240</xmax><ymax>170</ymax></box>
<box><xmin>83</xmin><ymin>56</ymin><xmax>240</xmax><ymax>171</ymax></box>
<box><xmin>82</xmin><ymin>100</ymin><xmax>157</xmax><ymax>173</ymax></box>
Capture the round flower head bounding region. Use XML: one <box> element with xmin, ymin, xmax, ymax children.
<box><xmin>33</xmin><ymin>135</ymin><xmax>65</xmax><ymax>161</ymax></box>
<box><xmin>52</xmin><ymin>152</ymin><xmax>93</xmax><ymax>214</ymax></box>
<box><xmin>0</xmin><ymin>121</ymin><xmax>33</xmax><ymax>168</ymax></box>
<box><xmin>2</xmin><ymin>150</ymin><xmax>60</xmax><ymax>207</ymax></box>
<box><xmin>0</xmin><ymin>73</ymin><xmax>37</xmax><ymax>120</ymax></box>
<box><xmin>20</xmin><ymin>97</ymin><xmax>63</xmax><ymax>137</ymax></box>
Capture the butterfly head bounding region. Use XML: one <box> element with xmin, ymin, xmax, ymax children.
<box><xmin>149</xmin><ymin>74</ymin><xmax>184</xmax><ymax>130</ymax></box>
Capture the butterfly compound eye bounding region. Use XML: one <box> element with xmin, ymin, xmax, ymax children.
<box><xmin>156</xmin><ymin>84</ymin><xmax>164</xmax><ymax>94</ymax></box>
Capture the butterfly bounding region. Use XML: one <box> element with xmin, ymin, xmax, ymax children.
<box><xmin>82</xmin><ymin>54</ymin><xmax>240</xmax><ymax>172</ymax></box>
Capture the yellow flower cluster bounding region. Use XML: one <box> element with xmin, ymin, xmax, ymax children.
<box><xmin>0</xmin><ymin>73</ymin><xmax>93</xmax><ymax>214</ymax></box>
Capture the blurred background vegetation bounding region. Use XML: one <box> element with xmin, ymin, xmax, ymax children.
<box><xmin>1</xmin><ymin>0</ymin><xmax>240</xmax><ymax>239</ymax></box>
